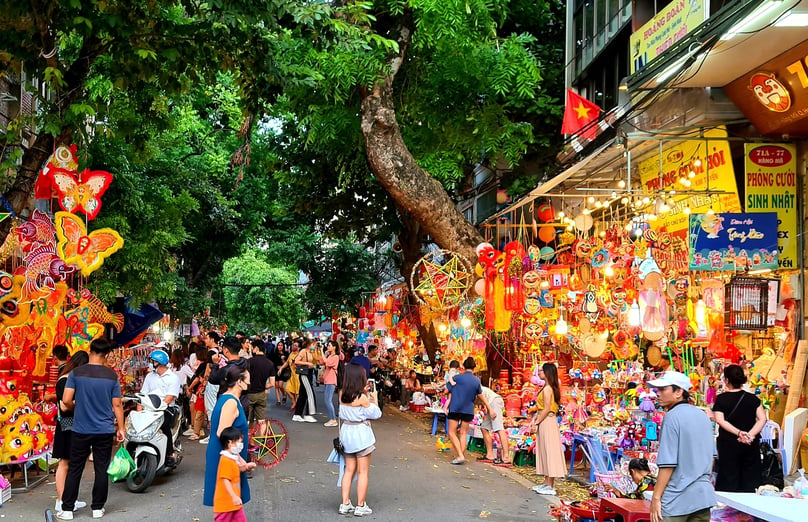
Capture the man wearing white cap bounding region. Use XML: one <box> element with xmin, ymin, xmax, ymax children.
<box><xmin>647</xmin><ymin>370</ymin><xmax>715</xmax><ymax>522</ymax></box>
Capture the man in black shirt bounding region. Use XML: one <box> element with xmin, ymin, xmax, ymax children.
<box><xmin>208</xmin><ymin>336</ymin><xmax>249</xmax><ymax>412</ymax></box>
<box><xmin>246</xmin><ymin>340</ymin><xmax>276</xmax><ymax>427</ymax></box>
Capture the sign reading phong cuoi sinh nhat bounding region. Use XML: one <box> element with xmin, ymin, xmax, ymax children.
<box><xmin>688</xmin><ymin>213</ymin><xmax>779</xmax><ymax>271</ymax></box>
<box><xmin>744</xmin><ymin>143</ymin><xmax>798</xmax><ymax>270</ymax></box>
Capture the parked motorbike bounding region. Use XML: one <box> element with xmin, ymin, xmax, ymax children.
<box><xmin>122</xmin><ymin>393</ymin><xmax>183</xmax><ymax>493</ymax></box>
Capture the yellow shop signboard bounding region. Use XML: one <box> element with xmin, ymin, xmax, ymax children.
<box><xmin>630</xmin><ymin>0</ymin><xmax>708</xmax><ymax>74</ymax></box>
<box><xmin>744</xmin><ymin>143</ymin><xmax>799</xmax><ymax>269</ymax></box>
<box><xmin>638</xmin><ymin>127</ymin><xmax>741</xmax><ymax>239</ymax></box>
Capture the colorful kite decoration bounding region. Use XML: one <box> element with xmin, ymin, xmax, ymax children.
<box><xmin>50</xmin><ymin>168</ymin><xmax>113</xmax><ymax>220</ymax></box>
<box><xmin>55</xmin><ymin>211</ymin><xmax>124</xmax><ymax>276</ymax></box>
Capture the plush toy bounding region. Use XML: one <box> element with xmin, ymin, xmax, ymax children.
<box><xmin>639</xmin><ymin>389</ymin><xmax>657</xmax><ymax>416</ymax></box>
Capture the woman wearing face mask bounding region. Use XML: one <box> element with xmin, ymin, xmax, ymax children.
<box><xmin>203</xmin><ymin>365</ymin><xmax>256</xmax><ymax>509</ymax></box>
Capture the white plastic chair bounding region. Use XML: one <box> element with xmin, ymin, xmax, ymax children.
<box><xmin>760</xmin><ymin>419</ymin><xmax>786</xmax><ymax>462</ymax></box>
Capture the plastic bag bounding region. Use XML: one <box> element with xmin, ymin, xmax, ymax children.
<box><xmin>793</xmin><ymin>468</ymin><xmax>808</xmax><ymax>498</ymax></box>
<box><xmin>107</xmin><ymin>445</ymin><xmax>136</xmax><ymax>482</ymax></box>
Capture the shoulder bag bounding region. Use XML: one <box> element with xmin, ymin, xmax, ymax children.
<box><xmin>725</xmin><ymin>392</ymin><xmax>746</xmax><ymax>423</ymax></box>
<box><xmin>333</xmin><ymin>415</ymin><xmax>344</xmax><ymax>455</ymax></box>
<box><xmin>296</xmin><ymin>352</ymin><xmax>312</xmax><ymax>376</ymax></box>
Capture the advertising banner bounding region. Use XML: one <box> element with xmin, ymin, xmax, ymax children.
<box><xmin>638</xmin><ymin>126</ymin><xmax>741</xmax><ymax>239</ymax></box>
<box><xmin>630</xmin><ymin>0</ymin><xmax>708</xmax><ymax>74</ymax></box>
<box><xmin>688</xmin><ymin>212</ymin><xmax>779</xmax><ymax>271</ymax></box>
<box><xmin>744</xmin><ymin>143</ymin><xmax>799</xmax><ymax>269</ymax></box>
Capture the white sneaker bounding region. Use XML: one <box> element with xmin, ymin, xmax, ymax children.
<box><xmin>531</xmin><ymin>484</ymin><xmax>550</xmax><ymax>493</ymax></box>
<box><xmin>303</xmin><ymin>415</ymin><xmax>317</xmax><ymax>423</ymax></box>
<box><xmin>354</xmin><ymin>503</ymin><xmax>373</xmax><ymax>516</ymax></box>
<box><xmin>56</xmin><ymin>501</ymin><xmax>87</xmax><ymax>511</ymax></box>
<box><xmin>93</xmin><ymin>508</ymin><xmax>105</xmax><ymax>518</ymax></box>
<box><xmin>199</xmin><ymin>436</ymin><xmax>209</xmax><ymax>444</ymax></box>
<box><xmin>534</xmin><ymin>486</ymin><xmax>556</xmax><ymax>495</ymax></box>
<box><xmin>56</xmin><ymin>511</ymin><xmax>73</xmax><ymax>521</ymax></box>
<box><xmin>292</xmin><ymin>415</ymin><xmax>305</xmax><ymax>422</ymax></box>
<box><xmin>338</xmin><ymin>502</ymin><xmax>355</xmax><ymax>514</ymax></box>
<box><xmin>399</xmin><ymin>405</ymin><xmax>409</xmax><ymax>411</ymax></box>
<box><xmin>183</xmin><ymin>428</ymin><xmax>194</xmax><ymax>436</ymax></box>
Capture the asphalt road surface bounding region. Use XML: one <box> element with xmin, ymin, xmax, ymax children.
<box><xmin>4</xmin><ymin>386</ymin><xmax>555</xmax><ymax>521</ymax></box>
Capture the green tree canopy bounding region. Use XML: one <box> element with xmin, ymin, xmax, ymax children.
<box><xmin>221</xmin><ymin>248</ymin><xmax>305</xmax><ymax>332</ymax></box>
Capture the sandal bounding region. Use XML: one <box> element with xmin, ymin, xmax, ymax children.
<box><xmin>188</xmin><ymin>434</ymin><xmax>200</xmax><ymax>440</ymax></box>
<box><xmin>451</xmin><ymin>458</ymin><xmax>465</xmax><ymax>465</ymax></box>
<box><xmin>492</xmin><ymin>458</ymin><xmax>512</xmax><ymax>467</ymax></box>
<box><xmin>477</xmin><ymin>456</ymin><xmax>494</xmax><ymax>463</ymax></box>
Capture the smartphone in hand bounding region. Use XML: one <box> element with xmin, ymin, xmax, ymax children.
<box><xmin>368</xmin><ymin>379</ymin><xmax>377</xmax><ymax>394</ymax></box>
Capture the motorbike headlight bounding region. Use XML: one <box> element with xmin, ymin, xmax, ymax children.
<box><xmin>127</xmin><ymin>416</ymin><xmax>164</xmax><ymax>443</ymax></box>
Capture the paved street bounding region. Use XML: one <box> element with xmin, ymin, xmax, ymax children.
<box><xmin>4</xmin><ymin>387</ymin><xmax>555</xmax><ymax>521</ymax></box>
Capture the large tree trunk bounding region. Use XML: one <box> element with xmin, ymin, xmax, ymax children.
<box><xmin>360</xmin><ymin>26</ymin><xmax>483</xmax><ymax>264</ymax></box>
<box><xmin>2</xmin><ymin>28</ymin><xmax>105</xmax><ymax>236</ymax></box>
<box><xmin>396</xmin><ymin>207</ymin><xmax>440</xmax><ymax>360</ymax></box>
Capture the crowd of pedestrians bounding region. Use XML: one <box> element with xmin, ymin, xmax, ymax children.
<box><xmin>50</xmin><ymin>331</ymin><xmax>778</xmax><ymax>522</ymax></box>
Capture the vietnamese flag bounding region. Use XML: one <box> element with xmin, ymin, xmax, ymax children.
<box><xmin>561</xmin><ymin>89</ymin><xmax>602</xmax><ymax>140</ymax></box>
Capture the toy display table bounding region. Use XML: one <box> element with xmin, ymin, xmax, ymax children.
<box><xmin>596</xmin><ymin>498</ymin><xmax>651</xmax><ymax>522</ymax></box>
<box><xmin>2</xmin><ymin>454</ymin><xmax>51</xmax><ymax>492</ymax></box>
<box><xmin>715</xmin><ymin>491</ymin><xmax>804</xmax><ymax>522</ymax></box>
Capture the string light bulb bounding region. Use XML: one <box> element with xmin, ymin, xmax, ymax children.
<box><xmin>588</xmin><ymin>196</ymin><xmax>596</xmax><ymax>204</ymax></box>
<box><xmin>706</xmin><ymin>208</ymin><xmax>715</xmax><ymax>215</ymax></box>
<box><xmin>618</xmin><ymin>180</ymin><xmax>626</xmax><ymax>188</ymax></box>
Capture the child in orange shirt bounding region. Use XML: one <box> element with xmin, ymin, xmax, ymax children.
<box><xmin>213</xmin><ymin>427</ymin><xmax>255</xmax><ymax>522</ymax></box>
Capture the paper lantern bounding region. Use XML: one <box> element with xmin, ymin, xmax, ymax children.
<box><xmin>496</xmin><ymin>190</ymin><xmax>509</xmax><ymax>204</ymax></box>
<box><xmin>538</xmin><ymin>226</ymin><xmax>556</xmax><ymax>243</ymax></box>
<box><xmin>574</xmin><ymin>213</ymin><xmax>594</xmax><ymax>231</ymax></box>
<box><xmin>537</xmin><ymin>203</ymin><xmax>555</xmax><ymax>222</ymax></box>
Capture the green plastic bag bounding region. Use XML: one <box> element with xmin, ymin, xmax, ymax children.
<box><xmin>107</xmin><ymin>446</ymin><xmax>136</xmax><ymax>482</ymax></box>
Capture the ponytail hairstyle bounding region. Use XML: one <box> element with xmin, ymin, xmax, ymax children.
<box><xmin>542</xmin><ymin>363</ymin><xmax>561</xmax><ymax>405</ymax></box>
<box><xmin>628</xmin><ymin>458</ymin><xmax>651</xmax><ymax>473</ymax></box>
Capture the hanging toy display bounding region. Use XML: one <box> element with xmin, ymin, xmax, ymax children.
<box><xmin>0</xmin><ymin>143</ymin><xmax>126</xmax><ymax>465</ymax></box>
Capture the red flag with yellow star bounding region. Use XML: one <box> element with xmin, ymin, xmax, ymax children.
<box><xmin>561</xmin><ymin>89</ymin><xmax>602</xmax><ymax>140</ymax></box>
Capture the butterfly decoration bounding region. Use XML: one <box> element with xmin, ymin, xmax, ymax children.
<box><xmin>55</xmin><ymin>212</ymin><xmax>124</xmax><ymax>276</ymax></box>
<box><xmin>50</xmin><ymin>168</ymin><xmax>113</xmax><ymax>220</ymax></box>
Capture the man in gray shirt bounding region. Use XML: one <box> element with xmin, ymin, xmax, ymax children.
<box><xmin>648</xmin><ymin>370</ymin><xmax>715</xmax><ymax>522</ymax></box>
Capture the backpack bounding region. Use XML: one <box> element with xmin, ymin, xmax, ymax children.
<box><xmin>760</xmin><ymin>441</ymin><xmax>784</xmax><ymax>489</ymax></box>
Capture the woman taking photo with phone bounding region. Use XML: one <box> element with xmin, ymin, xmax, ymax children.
<box><xmin>338</xmin><ymin>363</ymin><xmax>382</xmax><ymax>516</ymax></box>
